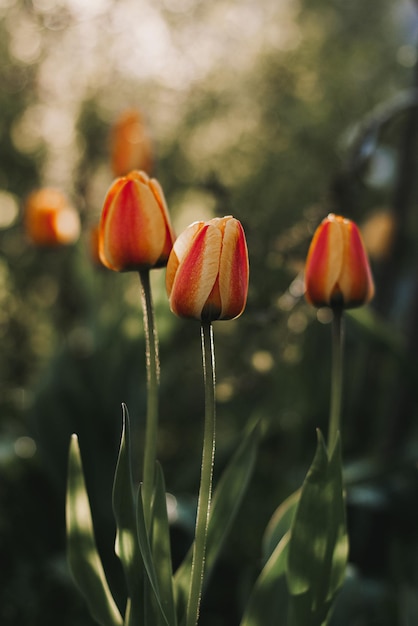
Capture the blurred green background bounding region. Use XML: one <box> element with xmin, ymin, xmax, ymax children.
<box><xmin>2</xmin><ymin>0</ymin><xmax>418</xmax><ymax>624</ymax></box>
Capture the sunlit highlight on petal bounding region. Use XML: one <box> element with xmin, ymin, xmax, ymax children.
<box><xmin>166</xmin><ymin>216</ymin><xmax>249</xmax><ymax>322</ymax></box>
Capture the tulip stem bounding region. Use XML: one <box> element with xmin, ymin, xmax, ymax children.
<box><xmin>328</xmin><ymin>307</ymin><xmax>344</xmax><ymax>452</ymax></box>
<box><xmin>139</xmin><ymin>269</ymin><xmax>160</xmax><ymax>528</ymax></box>
<box><xmin>186</xmin><ymin>322</ymin><xmax>216</xmax><ymax>626</ymax></box>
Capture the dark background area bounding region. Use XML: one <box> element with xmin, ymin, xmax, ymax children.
<box><xmin>2</xmin><ymin>0</ymin><xmax>418</xmax><ymax>624</ymax></box>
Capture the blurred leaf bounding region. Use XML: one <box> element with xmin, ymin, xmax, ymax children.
<box><xmin>286</xmin><ymin>430</ymin><xmax>348</xmax><ymax>626</ymax></box>
<box><xmin>66</xmin><ymin>434</ymin><xmax>123</xmax><ymax>626</ymax></box>
<box><xmin>174</xmin><ymin>419</ymin><xmax>261</xmax><ymax>620</ymax></box>
<box><xmin>151</xmin><ymin>462</ymin><xmax>177</xmax><ymax>626</ymax></box>
<box><xmin>112</xmin><ymin>405</ymin><xmax>144</xmax><ymax>626</ymax></box>
<box><xmin>262</xmin><ymin>489</ymin><xmax>300</xmax><ymax>564</ymax></box>
<box><xmin>240</xmin><ymin>532</ymin><xmax>290</xmax><ymax>626</ymax></box>
<box><xmin>347</xmin><ymin>307</ymin><xmax>404</xmax><ymax>357</ymax></box>
<box><xmin>136</xmin><ymin>483</ymin><xmax>170</xmax><ymax>625</ymax></box>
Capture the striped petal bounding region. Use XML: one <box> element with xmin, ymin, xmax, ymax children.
<box><xmin>149</xmin><ymin>177</ymin><xmax>176</xmax><ymax>266</ymax></box>
<box><xmin>305</xmin><ymin>216</ymin><xmax>343</xmax><ymax>307</ymax></box>
<box><xmin>338</xmin><ymin>220</ymin><xmax>375</xmax><ymax>307</ymax></box>
<box><xmin>218</xmin><ymin>218</ymin><xmax>249</xmax><ymax>319</ymax></box>
<box><xmin>166</xmin><ymin>221</ymin><xmax>204</xmax><ymax>297</ymax></box>
<box><xmin>169</xmin><ymin>224</ymin><xmax>222</xmax><ymax>319</ymax></box>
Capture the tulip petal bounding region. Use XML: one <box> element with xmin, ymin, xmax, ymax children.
<box><xmin>166</xmin><ymin>222</ymin><xmax>203</xmax><ymax>296</ymax></box>
<box><xmin>305</xmin><ymin>216</ymin><xmax>343</xmax><ymax>307</ymax></box>
<box><xmin>338</xmin><ymin>221</ymin><xmax>375</xmax><ymax>307</ymax></box>
<box><xmin>149</xmin><ymin>178</ymin><xmax>176</xmax><ymax>265</ymax></box>
<box><xmin>218</xmin><ymin>218</ymin><xmax>249</xmax><ymax>320</ymax></box>
<box><xmin>169</xmin><ymin>224</ymin><xmax>222</xmax><ymax>319</ymax></box>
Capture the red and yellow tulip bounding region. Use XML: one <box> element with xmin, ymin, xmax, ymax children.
<box><xmin>24</xmin><ymin>188</ymin><xmax>80</xmax><ymax>247</ymax></box>
<box><xmin>166</xmin><ymin>216</ymin><xmax>249</xmax><ymax>321</ymax></box>
<box><xmin>110</xmin><ymin>109</ymin><xmax>154</xmax><ymax>177</ymax></box>
<box><xmin>304</xmin><ymin>213</ymin><xmax>374</xmax><ymax>309</ymax></box>
<box><xmin>99</xmin><ymin>170</ymin><xmax>175</xmax><ymax>272</ymax></box>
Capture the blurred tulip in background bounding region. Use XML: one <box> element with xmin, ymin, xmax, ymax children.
<box><xmin>24</xmin><ymin>188</ymin><xmax>80</xmax><ymax>247</ymax></box>
<box><xmin>110</xmin><ymin>109</ymin><xmax>154</xmax><ymax>177</ymax></box>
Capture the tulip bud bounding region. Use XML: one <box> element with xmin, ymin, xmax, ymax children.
<box><xmin>110</xmin><ymin>109</ymin><xmax>154</xmax><ymax>177</ymax></box>
<box><xmin>166</xmin><ymin>216</ymin><xmax>249</xmax><ymax>321</ymax></box>
<box><xmin>24</xmin><ymin>188</ymin><xmax>80</xmax><ymax>247</ymax></box>
<box><xmin>99</xmin><ymin>170</ymin><xmax>175</xmax><ymax>271</ymax></box>
<box><xmin>304</xmin><ymin>213</ymin><xmax>374</xmax><ymax>309</ymax></box>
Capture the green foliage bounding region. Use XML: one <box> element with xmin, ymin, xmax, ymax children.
<box><xmin>286</xmin><ymin>431</ymin><xmax>348</xmax><ymax>626</ymax></box>
<box><xmin>66</xmin><ymin>405</ymin><xmax>261</xmax><ymax>626</ymax></box>
<box><xmin>174</xmin><ymin>419</ymin><xmax>261</xmax><ymax>621</ymax></box>
<box><xmin>239</xmin><ymin>430</ymin><xmax>348</xmax><ymax>626</ymax></box>
<box><xmin>112</xmin><ymin>406</ymin><xmax>146</xmax><ymax>625</ymax></box>
<box><xmin>66</xmin><ymin>435</ymin><xmax>123</xmax><ymax>626</ymax></box>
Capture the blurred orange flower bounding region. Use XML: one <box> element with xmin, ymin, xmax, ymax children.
<box><xmin>24</xmin><ymin>188</ymin><xmax>80</xmax><ymax>247</ymax></box>
<box><xmin>110</xmin><ymin>109</ymin><xmax>154</xmax><ymax>177</ymax></box>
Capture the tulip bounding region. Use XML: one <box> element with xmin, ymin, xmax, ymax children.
<box><xmin>304</xmin><ymin>213</ymin><xmax>374</xmax><ymax>309</ymax></box>
<box><xmin>24</xmin><ymin>188</ymin><xmax>80</xmax><ymax>247</ymax></box>
<box><xmin>99</xmin><ymin>170</ymin><xmax>175</xmax><ymax>271</ymax></box>
<box><xmin>110</xmin><ymin>109</ymin><xmax>154</xmax><ymax>177</ymax></box>
<box><xmin>166</xmin><ymin>216</ymin><xmax>249</xmax><ymax>321</ymax></box>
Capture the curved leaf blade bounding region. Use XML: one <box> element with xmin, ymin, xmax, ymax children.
<box><xmin>66</xmin><ymin>434</ymin><xmax>123</xmax><ymax>626</ymax></box>
<box><xmin>240</xmin><ymin>532</ymin><xmax>290</xmax><ymax>626</ymax></box>
<box><xmin>112</xmin><ymin>405</ymin><xmax>144</xmax><ymax>625</ymax></box>
<box><xmin>152</xmin><ymin>462</ymin><xmax>177</xmax><ymax>625</ymax></box>
<box><xmin>286</xmin><ymin>430</ymin><xmax>348</xmax><ymax>626</ymax></box>
<box><xmin>136</xmin><ymin>484</ymin><xmax>170</xmax><ymax>625</ymax></box>
<box><xmin>262</xmin><ymin>488</ymin><xmax>300</xmax><ymax>564</ymax></box>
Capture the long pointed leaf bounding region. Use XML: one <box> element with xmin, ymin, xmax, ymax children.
<box><xmin>152</xmin><ymin>462</ymin><xmax>177</xmax><ymax>625</ymax></box>
<box><xmin>240</xmin><ymin>532</ymin><xmax>290</xmax><ymax>626</ymax></box>
<box><xmin>112</xmin><ymin>405</ymin><xmax>144</xmax><ymax>625</ymax></box>
<box><xmin>262</xmin><ymin>488</ymin><xmax>300</xmax><ymax>564</ymax></box>
<box><xmin>136</xmin><ymin>484</ymin><xmax>170</xmax><ymax>625</ymax></box>
<box><xmin>66</xmin><ymin>434</ymin><xmax>123</xmax><ymax>626</ymax></box>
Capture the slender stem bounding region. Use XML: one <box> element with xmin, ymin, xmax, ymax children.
<box><xmin>139</xmin><ymin>269</ymin><xmax>160</xmax><ymax>527</ymax></box>
<box><xmin>186</xmin><ymin>322</ymin><xmax>216</xmax><ymax>626</ymax></box>
<box><xmin>328</xmin><ymin>308</ymin><xmax>344</xmax><ymax>453</ymax></box>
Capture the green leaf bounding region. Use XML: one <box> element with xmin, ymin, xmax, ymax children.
<box><xmin>112</xmin><ymin>405</ymin><xmax>144</xmax><ymax>625</ymax></box>
<box><xmin>262</xmin><ymin>488</ymin><xmax>300</xmax><ymax>564</ymax></box>
<box><xmin>136</xmin><ymin>483</ymin><xmax>170</xmax><ymax>625</ymax></box>
<box><xmin>66</xmin><ymin>434</ymin><xmax>123</xmax><ymax>626</ymax></box>
<box><xmin>152</xmin><ymin>462</ymin><xmax>177</xmax><ymax>626</ymax></box>
<box><xmin>174</xmin><ymin>419</ymin><xmax>261</xmax><ymax>621</ymax></box>
<box><xmin>286</xmin><ymin>430</ymin><xmax>349</xmax><ymax>626</ymax></box>
<box><xmin>240</xmin><ymin>532</ymin><xmax>290</xmax><ymax>626</ymax></box>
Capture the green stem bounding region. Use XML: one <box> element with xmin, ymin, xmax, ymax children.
<box><xmin>328</xmin><ymin>307</ymin><xmax>344</xmax><ymax>453</ymax></box>
<box><xmin>139</xmin><ymin>269</ymin><xmax>160</xmax><ymax>528</ymax></box>
<box><xmin>186</xmin><ymin>322</ymin><xmax>216</xmax><ymax>626</ymax></box>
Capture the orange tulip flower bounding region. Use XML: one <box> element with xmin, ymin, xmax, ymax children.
<box><xmin>99</xmin><ymin>170</ymin><xmax>175</xmax><ymax>271</ymax></box>
<box><xmin>304</xmin><ymin>213</ymin><xmax>374</xmax><ymax>309</ymax></box>
<box><xmin>110</xmin><ymin>109</ymin><xmax>154</xmax><ymax>177</ymax></box>
<box><xmin>166</xmin><ymin>216</ymin><xmax>249</xmax><ymax>321</ymax></box>
<box><xmin>24</xmin><ymin>188</ymin><xmax>80</xmax><ymax>247</ymax></box>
